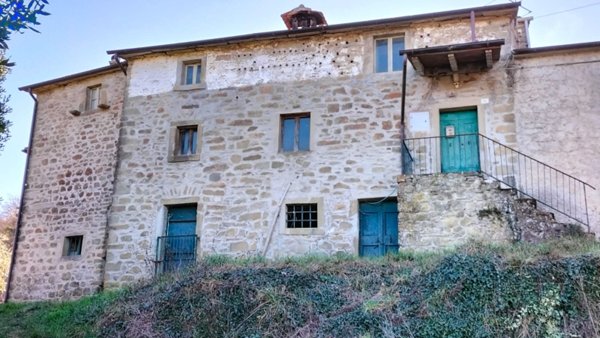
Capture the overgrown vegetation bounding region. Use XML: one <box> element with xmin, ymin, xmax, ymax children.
<box><xmin>0</xmin><ymin>0</ymin><xmax>50</xmax><ymax>151</ymax></box>
<box><xmin>0</xmin><ymin>197</ymin><xmax>18</xmax><ymax>299</ymax></box>
<box><xmin>2</xmin><ymin>237</ymin><xmax>600</xmax><ymax>337</ymax></box>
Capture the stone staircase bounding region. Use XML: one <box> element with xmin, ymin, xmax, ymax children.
<box><xmin>397</xmin><ymin>173</ymin><xmax>590</xmax><ymax>251</ymax></box>
<box><xmin>507</xmin><ymin>193</ymin><xmax>589</xmax><ymax>243</ymax></box>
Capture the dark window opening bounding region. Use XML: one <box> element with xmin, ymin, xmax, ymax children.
<box><xmin>286</xmin><ymin>203</ymin><xmax>318</xmax><ymax>228</ymax></box>
<box><xmin>64</xmin><ymin>235</ymin><xmax>83</xmax><ymax>256</ymax></box>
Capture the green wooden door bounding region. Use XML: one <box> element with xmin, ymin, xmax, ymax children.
<box><xmin>440</xmin><ymin>110</ymin><xmax>480</xmax><ymax>173</ymax></box>
<box><xmin>163</xmin><ymin>205</ymin><xmax>197</xmax><ymax>272</ymax></box>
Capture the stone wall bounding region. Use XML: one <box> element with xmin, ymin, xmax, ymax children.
<box><xmin>127</xmin><ymin>16</ymin><xmax>515</xmax><ymax>97</ymax></box>
<box><xmin>103</xmin><ymin>16</ymin><xmax>521</xmax><ymax>288</ymax></box>
<box><xmin>397</xmin><ymin>173</ymin><xmax>512</xmax><ymax>250</ymax></box>
<box><xmin>8</xmin><ymin>70</ymin><xmax>126</xmax><ymax>301</ymax></box>
<box><xmin>513</xmin><ymin>50</ymin><xmax>600</xmax><ymax>233</ymax></box>
<box><xmin>104</xmin><ymin>73</ymin><xmax>405</xmax><ymax>287</ymax></box>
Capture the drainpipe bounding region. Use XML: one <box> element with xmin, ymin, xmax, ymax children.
<box><xmin>3</xmin><ymin>89</ymin><xmax>38</xmax><ymax>303</ymax></box>
<box><xmin>523</xmin><ymin>18</ymin><xmax>531</xmax><ymax>48</ymax></box>
<box><xmin>470</xmin><ymin>10</ymin><xmax>477</xmax><ymax>42</ymax></box>
<box><xmin>400</xmin><ymin>57</ymin><xmax>407</xmax><ymax>140</ymax></box>
<box><xmin>111</xmin><ymin>54</ymin><xmax>127</xmax><ymax>76</ymax></box>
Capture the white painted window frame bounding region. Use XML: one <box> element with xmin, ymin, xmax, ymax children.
<box><xmin>374</xmin><ymin>36</ymin><xmax>404</xmax><ymax>73</ymax></box>
<box><xmin>86</xmin><ymin>85</ymin><xmax>101</xmax><ymax>110</ymax></box>
<box><xmin>174</xmin><ymin>57</ymin><xmax>207</xmax><ymax>91</ymax></box>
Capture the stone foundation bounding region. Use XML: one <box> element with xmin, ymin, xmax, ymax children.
<box><xmin>398</xmin><ymin>173</ymin><xmax>514</xmax><ymax>251</ymax></box>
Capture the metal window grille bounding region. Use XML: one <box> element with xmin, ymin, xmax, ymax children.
<box><xmin>286</xmin><ymin>203</ymin><xmax>318</xmax><ymax>228</ymax></box>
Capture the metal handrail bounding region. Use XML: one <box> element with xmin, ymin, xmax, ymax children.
<box><xmin>402</xmin><ymin>133</ymin><xmax>595</xmax><ymax>229</ymax></box>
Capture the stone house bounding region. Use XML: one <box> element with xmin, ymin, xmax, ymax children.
<box><xmin>4</xmin><ymin>3</ymin><xmax>599</xmax><ymax>301</ymax></box>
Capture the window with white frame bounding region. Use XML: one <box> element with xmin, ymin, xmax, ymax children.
<box><xmin>374</xmin><ymin>36</ymin><xmax>405</xmax><ymax>73</ymax></box>
<box><xmin>183</xmin><ymin>62</ymin><xmax>202</xmax><ymax>85</ymax></box>
<box><xmin>86</xmin><ymin>85</ymin><xmax>101</xmax><ymax>110</ymax></box>
<box><xmin>175</xmin><ymin>58</ymin><xmax>207</xmax><ymax>90</ymax></box>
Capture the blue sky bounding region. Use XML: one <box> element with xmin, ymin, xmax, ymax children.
<box><xmin>0</xmin><ymin>0</ymin><xmax>598</xmax><ymax>202</ymax></box>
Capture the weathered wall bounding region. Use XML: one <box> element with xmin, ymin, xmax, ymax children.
<box><xmin>104</xmin><ymin>73</ymin><xmax>404</xmax><ymax>287</ymax></box>
<box><xmin>8</xmin><ymin>71</ymin><xmax>126</xmax><ymax>301</ymax></box>
<box><xmin>404</xmin><ymin>16</ymin><xmax>518</xmax><ymax>164</ymax></box>
<box><xmin>128</xmin><ymin>16</ymin><xmax>515</xmax><ymax>97</ymax></box>
<box><xmin>104</xmin><ymin>16</ymin><xmax>520</xmax><ymax>288</ymax></box>
<box><xmin>398</xmin><ymin>173</ymin><xmax>512</xmax><ymax>250</ymax></box>
<box><xmin>513</xmin><ymin>50</ymin><xmax>600</xmax><ymax>233</ymax></box>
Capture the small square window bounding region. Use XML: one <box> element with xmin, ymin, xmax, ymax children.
<box><xmin>86</xmin><ymin>85</ymin><xmax>101</xmax><ymax>110</ymax></box>
<box><xmin>281</xmin><ymin>113</ymin><xmax>310</xmax><ymax>152</ymax></box>
<box><xmin>63</xmin><ymin>235</ymin><xmax>83</xmax><ymax>256</ymax></box>
<box><xmin>174</xmin><ymin>58</ymin><xmax>207</xmax><ymax>91</ymax></box>
<box><xmin>286</xmin><ymin>203</ymin><xmax>318</xmax><ymax>228</ymax></box>
<box><xmin>177</xmin><ymin>126</ymin><xmax>198</xmax><ymax>156</ymax></box>
<box><xmin>374</xmin><ymin>36</ymin><xmax>404</xmax><ymax>73</ymax></box>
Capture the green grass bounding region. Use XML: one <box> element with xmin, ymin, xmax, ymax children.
<box><xmin>0</xmin><ymin>291</ymin><xmax>123</xmax><ymax>338</ymax></box>
<box><xmin>2</xmin><ymin>237</ymin><xmax>600</xmax><ymax>337</ymax></box>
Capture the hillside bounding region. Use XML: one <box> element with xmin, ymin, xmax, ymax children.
<box><xmin>1</xmin><ymin>237</ymin><xmax>600</xmax><ymax>337</ymax></box>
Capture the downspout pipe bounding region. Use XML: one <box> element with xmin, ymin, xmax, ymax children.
<box><xmin>3</xmin><ymin>89</ymin><xmax>38</xmax><ymax>303</ymax></box>
<box><xmin>111</xmin><ymin>54</ymin><xmax>127</xmax><ymax>76</ymax></box>
<box><xmin>400</xmin><ymin>57</ymin><xmax>407</xmax><ymax>140</ymax></box>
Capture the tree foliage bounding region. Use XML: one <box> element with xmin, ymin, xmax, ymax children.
<box><xmin>0</xmin><ymin>54</ymin><xmax>10</xmax><ymax>152</ymax></box>
<box><xmin>0</xmin><ymin>197</ymin><xmax>18</xmax><ymax>299</ymax></box>
<box><xmin>0</xmin><ymin>0</ymin><xmax>49</xmax><ymax>49</ymax></box>
<box><xmin>0</xmin><ymin>0</ymin><xmax>49</xmax><ymax>151</ymax></box>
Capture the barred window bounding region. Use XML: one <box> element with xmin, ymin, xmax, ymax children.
<box><xmin>286</xmin><ymin>203</ymin><xmax>318</xmax><ymax>228</ymax></box>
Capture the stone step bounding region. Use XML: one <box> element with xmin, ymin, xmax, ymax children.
<box><xmin>515</xmin><ymin>198</ymin><xmax>536</xmax><ymax>208</ymax></box>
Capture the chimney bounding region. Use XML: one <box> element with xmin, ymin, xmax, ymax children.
<box><xmin>281</xmin><ymin>4</ymin><xmax>327</xmax><ymax>30</ymax></box>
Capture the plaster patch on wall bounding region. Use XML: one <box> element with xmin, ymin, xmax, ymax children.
<box><xmin>409</xmin><ymin>111</ymin><xmax>430</xmax><ymax>132</ymax></box>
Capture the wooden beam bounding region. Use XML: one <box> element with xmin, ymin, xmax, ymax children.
<box><xmin>485</xmin><ymin>49</ymin><xmax>493</xmax><ymax>68</ymax></box>
<box><xmin>410</xmin><ymin>56</ymin><xmax>425</xmax><ymax>76</ymax></box>
<box><xmin>448</xmin><ymin>53</ymin><xmax>459</xmax><ymax>72</ymax></box>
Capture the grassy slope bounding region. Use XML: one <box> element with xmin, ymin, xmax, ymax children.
<box><xmin>2</xmin><ymin>237</ymin><xmax>600</xmax><ymax>338</ymax></box>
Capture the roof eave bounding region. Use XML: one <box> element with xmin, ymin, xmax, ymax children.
<box><xmin>513</xmin><ymin>41</ymin><xmax>600</xmax><ymax>58</ymax></box>
<box><xmin>108</xmin><ymin>2</ymin><xmax>520</xmax><ymax>58</ymax></box>
<box><xmin>19</xmin><ymin>64</ymin><xmax>123</xmax><ymax>93</ymax></box>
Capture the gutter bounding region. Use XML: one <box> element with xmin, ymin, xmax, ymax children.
<box><xmin>3</xmin><ymin>89</ymin><xmax>38</xmax><ymax>303</ymax></box>
<box><xmin>107</xmin><ymin>2</ymin><xmax>520</xmax><ymax>58</ymax></box>
<box><xmin>513</xmin><ymin>41</ymin><xmax>600</xmax><ymax>58</ymax></box>
<box><xmin>19</xmin><ymin>64</ymin><xmax>122</xmax><ymax>93</ymax></box>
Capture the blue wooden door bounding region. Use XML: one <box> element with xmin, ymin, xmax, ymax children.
<box><xmin>359</xmin><ymin>201</ymin><xmax>399</xmax><ymax>257</ymax></box>
<box><xmin>164</xmin><ymin>205</ymin><xmax>197</xmax><ymax>272</ymax></box>
<box><xmin>440</xmin><ymin>110</ymin><xmax>480</xmax><ymax>173</ymax></box>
